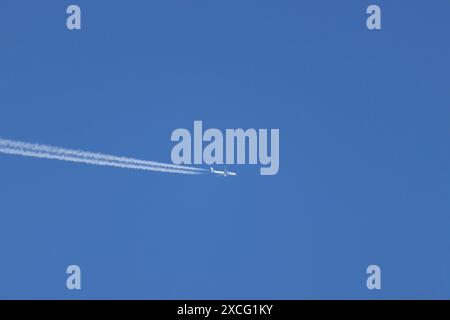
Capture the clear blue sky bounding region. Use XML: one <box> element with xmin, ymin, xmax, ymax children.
<box><xmin>0</xmin><ymin>0</ymin><xmax>449</xmax><ymax>299</ymax></box>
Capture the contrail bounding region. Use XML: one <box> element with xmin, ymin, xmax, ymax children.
<box><xmin>0</xmin><ymin>137</ymin><xmax>206</xmax><ymax>175</ymax></box>
<box><xmin>0</xmin><ymin>137</ymin><xmax>203</xmax><ymax>172</ymax></box>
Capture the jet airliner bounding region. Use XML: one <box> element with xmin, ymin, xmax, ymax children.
<box><xmin>210</xmin><ymin>167</ymin><xmax>237</xmax><ymax>177</ymax></box>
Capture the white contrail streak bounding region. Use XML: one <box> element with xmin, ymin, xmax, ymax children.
<box><xmin>0</xmin><ymin>138</ymin><xmax>205</xmax><ymax>175</ymax></box>
<box><xmin>0</xmin><ymin>137</ymin><xmax>203</xmax><ymax>172</ymax></box>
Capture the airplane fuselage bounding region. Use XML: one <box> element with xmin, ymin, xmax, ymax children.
<box><xmin>210</xmin><ymin>167</ymin><xmax>237</xmax><ymax>177</ymax></box>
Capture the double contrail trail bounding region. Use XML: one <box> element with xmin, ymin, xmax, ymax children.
<box><xmin>0</xmin><ymin>137</ymin><xmax>206</xmax><ymax>175</ymax></box>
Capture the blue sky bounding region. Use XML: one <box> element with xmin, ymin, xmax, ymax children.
<box><xmin>0</xmin><ymin>0</ymin><xmax>449</xmax><ymax>299</ymax></box>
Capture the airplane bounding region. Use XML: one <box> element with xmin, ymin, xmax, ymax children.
<box><xmin>210</xmin><ymin>167</ymin><xmax>237</xmax><ymax>177</ymax></box>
